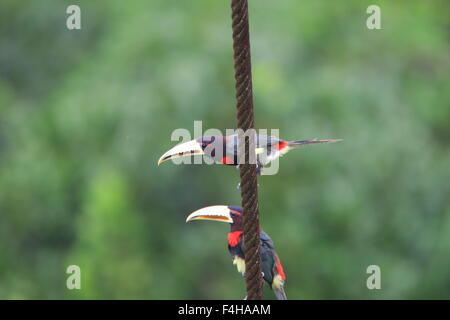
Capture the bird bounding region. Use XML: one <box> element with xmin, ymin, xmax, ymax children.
<box><xmin>158</xmin><ymin>133</ymin><xmax>341</xmax><ymax>174</ymax></box>
<box><xmin>186</xmin><ymin>205</ymin><xmax>287</xmax><ymax>300</ymax></box>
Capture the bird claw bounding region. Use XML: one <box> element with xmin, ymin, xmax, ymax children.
<box><xmin>236</xmin><ymin>183</ymin><xmax>259</xmax><ymax>190</ymax></box>
<box><xmin>236</xmin><ymin>163</ymin><xmax>261</xmax><ymax>189</ymax></box>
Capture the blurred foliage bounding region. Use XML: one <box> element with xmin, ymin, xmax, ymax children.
<box><xmin>0</xmin><ymin>0</ymin><xmax>449</xmax><ymax>299</ymax></box>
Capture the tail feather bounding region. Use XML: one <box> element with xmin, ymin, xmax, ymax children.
<box><xmin>288</xmin><ymin>138</ymin><xmax>342</xmax><ymax>147</ymax></box>
<box><xmin>274</xmin><ymin>287</ymin><xmax>287</xmax><ymax>300</ymax></box>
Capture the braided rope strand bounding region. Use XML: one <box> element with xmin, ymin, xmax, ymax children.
<box><xmin>230</xmin><ymin>0</ymin><xmax>263</xmax><ymax>300</ymax></box>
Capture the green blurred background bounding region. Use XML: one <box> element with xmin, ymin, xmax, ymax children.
<box><xmin>0</xmin><ymin>0</ymin><xmax>449</xmax><ymax>299</ymax></box>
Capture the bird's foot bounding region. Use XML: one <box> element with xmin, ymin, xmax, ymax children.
<box><xmin>236</xmin><ymin>183</ymin><xmax>260</xmax><ymax>190</ymax></box>
<box><xmin>236</xmin><ymin>164</ymin><xmax>262</xmax><ymax>176</ymax></box>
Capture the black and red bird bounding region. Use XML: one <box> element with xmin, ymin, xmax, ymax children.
<box><xmin>186</xmin><ymin>205</ymin><xmax>287</xmax><ymax>300</ymax></box>
<box><xmin>158</xmin><ymin>133</ymin><xmax>341</xmax><ymax>173</ymax></box>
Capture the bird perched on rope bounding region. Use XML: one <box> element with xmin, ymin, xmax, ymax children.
<box><xmin>158</xmin><ymin>133</ymin><xmax>341</xmax><ymax>174</ymax></box>
<box><xmin>186</xmin><ymin>205</ymin><xmax>287</xmax><ymax>300</ymax></box>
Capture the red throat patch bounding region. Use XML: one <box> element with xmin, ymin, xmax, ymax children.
<box><xmin>228</xmin><ymin>231</ymin><xmax>243</xmax><ymax>247</ymax></box>
<box><xmin>276</xmin><ymin>257</ymin><xmax>286</xmax><ymax>280</ymax></box>
<box><xmin>275</xmin><ymin>141</ymin><xmax>288</xmax><ymax>151</ymax></box>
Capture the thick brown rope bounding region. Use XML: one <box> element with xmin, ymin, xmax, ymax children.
<box><xmin>230</xmin><ymin>0</ymin><xmax>263</xmax><ymax>300</ymax></box>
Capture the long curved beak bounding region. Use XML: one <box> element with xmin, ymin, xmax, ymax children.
<box><xmin>186</xmin><ymin>205</ymin><xmax>233</xmax><ymax>223</ymax></box>
<box><xmin>158</xmin><ymin>139</ymin><xmax>204</xmax><ymax>165</ymax></box>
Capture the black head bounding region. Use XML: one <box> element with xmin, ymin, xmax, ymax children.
<box><xmin>228</xmin><ymin>206</ymin><xmax>243</xmax><ymax>231</ymax></box>
<box><xmin>196</xmin><ymin>136</ymin><xmax>217</xmax><ymax>151</ymax></box>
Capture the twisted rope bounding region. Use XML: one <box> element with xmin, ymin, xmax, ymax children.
<box><xmin>230</xmin><ymin>0</ymin><xmax>263</xmax><ymax>300</ymax></box>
